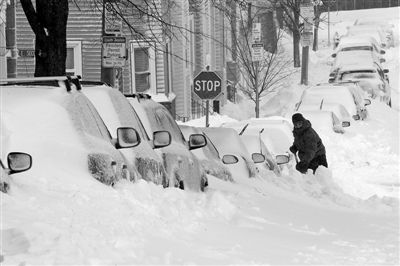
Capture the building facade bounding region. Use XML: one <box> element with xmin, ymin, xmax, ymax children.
<box><xmin>6</xmin><ymin>0</ymin><xmax>237</xmax><ymax>120</ymax></box>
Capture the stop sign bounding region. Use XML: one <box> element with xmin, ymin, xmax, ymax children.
<box><xmin>193</xmin><ymin>71</ymin><xmax>222</xmax><ymax>100</ymax></box>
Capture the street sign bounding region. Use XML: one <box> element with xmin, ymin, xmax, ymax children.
<box><xmin>193</xmin><ymin>71</ymin><xmax>222</xmax><ymax>100</ymax></box>
<box><xmin>252</xmin><ymin>43</ymin><xmax>264</xmax><ymax>62</ymax></box>
<box><xmin>18</xmin><ymin>49</ymin><xmax>35</xmax><ymax>57</ymax></box>
<box><xmin>300</xmin><ymin>4</ymin><xmax>314</xmax><ymax>19</ymax></box>
<box><xmin>102</xmin><ymin>36</ymin><xmax>126</xmax><ymax>68</ymax></box>
<box><xmin>300</xmin><ymin>3</ymin><xmax>314</xmax><ymax>33</ymax></box>
<box><xmin>252</xmin><ymin>23</ymin><xmax>261</xmax><ymax>43</ymax></box>
<box><xmin>104</xmin><ymin>2</ymin><xmax>122</xmax><ymax>35</ymax></box>
<box><xmin>301</xmin><ymin>32</ymin><xmax>314</xmax><ymax>47</ymax></box>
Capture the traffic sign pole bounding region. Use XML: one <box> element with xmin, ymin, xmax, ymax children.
<box><xmin>205</xmin><ymin>100</ymin><xmax>209</xmax><ymax>127</ymax></box>
<box><xmin>300</xmin><ymin>0</ymin><xmax>313</xmax><ymax>85</ymax></box>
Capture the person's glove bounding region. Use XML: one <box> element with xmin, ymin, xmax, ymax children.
<box><xmin>296</xmin><ymin>161</ymin><xmax>308</xmax><ymax>174</ymax></box>
<box><xmin>289</xmin><ymin>145</ymin><xmax>297</xmax><ymax>154</ymax></box>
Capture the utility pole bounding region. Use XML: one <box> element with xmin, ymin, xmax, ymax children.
<box><xmin>300</xmin><ymin>0</ymin><xmax>313</xmax><ymax>85</ymax></box>
<box><xmin>327</xmin><ymin>2</ymin><xmax>330</xmax><ymax>47</ymax></box>
<box><xmin>6</xmin><ymin>0</ymin><xmax>17</xmax><ymax>78</ymax></box>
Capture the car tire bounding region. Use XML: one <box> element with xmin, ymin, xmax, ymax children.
<box><xmin>388</xmin><ymin>99</ymin><xmax>392</xmax><ymax>107</ymax></box>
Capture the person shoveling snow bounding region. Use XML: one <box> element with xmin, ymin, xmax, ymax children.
<box><xmin>289</xmin><ymin>113</ymin><xmax>328</xmax><ymax>175</ymax></box>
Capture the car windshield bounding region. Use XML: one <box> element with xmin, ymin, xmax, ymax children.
<box><xmin>341</xmin><ymin>46</ymin><xmax>372</xmax><ymax>52</ymax></box>
<box><xmin>342</xmin><ymin>71</ymin><xmax>378</xmax><ymax>80</ymax></box>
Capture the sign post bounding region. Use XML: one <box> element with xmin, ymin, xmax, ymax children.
<box><xmin>102</xmin><ymin>36</ymin><xmax>126</xmax><ymax>68</ymax></box>
<box><xmin>193</xmin><ymin>71</ymin><xmax>222</xmax><ymax>127</ymax></box>
<box><xmin>300</xmin><ymin>0</ymin><xmax>314</xmax><ymax>85</ymax></box>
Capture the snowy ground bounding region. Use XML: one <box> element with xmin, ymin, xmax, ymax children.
<box><xmin>1</xmin><ymin>7</ymin><xmax>399</xmax><ymax>266</ymax></box>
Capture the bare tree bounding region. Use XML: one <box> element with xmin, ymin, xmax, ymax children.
<box><xmin>313</xmin><ymin>0</ymin><xmax>336</xmax><ymax>51</ymax></box>
<box><xmin>20</xmin><ymin>0</ymin><xmax>68</xmax><ymax>76</ymax></box>
<box><xmin>279</xmin><ymin>0</ymin><xmax>302</xmax><ymax>68</ymax></box>
<box><xmin>229</xmin><ymin>6</ymin><xmax>296</xmax><ymax>118</ymax></box>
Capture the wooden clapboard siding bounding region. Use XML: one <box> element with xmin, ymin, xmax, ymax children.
<box><xmin>15</xmin><ymin>1</ymin><xmax>102</xmax><ymax>79</ymax></box>
<box><xmin>171</xmin><ymin>0</ymin><xmax>191</xmax><ymax>117</ymax></box>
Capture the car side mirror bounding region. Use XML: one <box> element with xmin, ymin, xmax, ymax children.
<box><xmin>7</xmin><ymin>152</ymin><xmax>32</xmax><ymax>174</ymax></box>
<box><xmin>331</xmin><ymin>53</ymin><xmax>337</xmax><ymax>58</ymax></box>
<box><xmin>275</xmin><ymin>154</ymin><xmax>289</xmax><ymax>165</ymax></box>
<box><xmin>222</xmin><ymin>154</ymin><xmax>239</xmax><ymax>164</ymax></box>
<box><xmin>352</xmin><ymin>114</ymin><xmax>361</xmax><ymax>121</ymax></box>
<box><xmin>380</xmin><ymin>50</ymin><xmax>386</xmax><ymax>55</ymax></box>
<box><xmin>188</xmin><ymin>134</ymin><xmax>207</xmax><ymax>150</ymax></box>
<box><xmin>342</xmin><ymin>121</ymin><xmax>351</xmax><ymax>128</ymax></box>
<box><xmin>364</xmin><ymin>99</ymin><xmax>371</xmax><ymax>106</ymax></box>
<box><xmin>117</xmin><ymin>127</ymin><xmax>140</xmax><ymax>148</ymax></box>
<box><xmin>251</xmin><ymin>153</ymin><xmax>265</xmax><ymax>163</ymax></box>
<box><xmin>153</xmin><ymin>131</ymin><xmax>171</xmax><ymax>149</ymax></box>
<box><xmin>380</xmin><ymin>58</ymin><xmax>386</xmax><ymax>63</ymax></box>
<box><xmin>383</xmin><ymin>69</ymin><xmax>389</xmax><ymax>73</ymax></box>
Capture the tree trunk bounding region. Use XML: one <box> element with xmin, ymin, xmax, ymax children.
<box><xmin>293</xmin><ymin>9</ymin><xmax>300</xmax><ymax>68</ymax></box>
<box><xmin>21</xmin><ymin>0</ymin><xmax>68</xmax><ymax>77</ymax></box>
<box><xmin>313</xmin><ymin>17</ymin><xmax>320</xmax><ymax>51</ymax></box>
<box><xmin>293</xmin><ymin>29</ymin><xmax>301</xmax><ymax>67</ymax></box>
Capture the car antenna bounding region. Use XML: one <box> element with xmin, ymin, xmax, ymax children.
<box><xmin>320</xmin><ymin>99</ymin><xmax>324</xmax><ymax>110</ymax></box>
<box><xmin>238</xmin><ymin>123</ymin><xmax>249</xmax><ymax>135</ymax></box>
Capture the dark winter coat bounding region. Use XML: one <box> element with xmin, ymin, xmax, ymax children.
<box><xmin>291</xmin><ymin>120</ymin><xmax>326</xmax><ymax>164</ymax></box>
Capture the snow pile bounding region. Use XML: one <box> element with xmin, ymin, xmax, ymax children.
<box><xmin>1</xmin><ymin>6</ymin><xmax>399</xmax><ymax>266</ymax></box>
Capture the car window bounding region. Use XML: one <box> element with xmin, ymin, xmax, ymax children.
<box><xmin>108</xmin><ymin>90</ymin><xmax>149</xmax><ymax>140</ymax></box>
<box><xmin>204</xmin><ymin>134</ymin><xmax>220</xmax><ymax>158</ymax></box>
<box><xmin>72</xmin><ymin>94</ymin><xmax>111</xmax><ymax>141</ymax></box>
<box><xmin>154</xmin><ymin>108</ymin><xmax>186</xmax><ymax>144</ymax></box>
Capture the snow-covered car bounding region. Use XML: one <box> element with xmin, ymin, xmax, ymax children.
<box><xmin>1</xmin><ymin>77</ymin><xmax>139</xmax><ymax>186</ymax></box>
<box><xmin>295</xmin><ymin>110</ymin><xmax>349</xmax><ymax>134</ymax></box>
<box><xmin>330</xmin><ymin>50</ymin><xmax>385</xmax><ymax>74</ymax></box>
<box><xmin>222</xmin><ymin>117</ymin><xmax>294</xmax><ymax>160</ymax></box>
<box><xmin>353</xmin><ymin>18</ymin><xmax>395</xmax><ymax>47</ymax></box>
<box><xmin>296</xmin><ymin>101</ymin><xmax>353</xmax><ymax>128</ymax></box>
<box><xmin>126</xmin><ymin>94</ymin><xmax>208</xmax><ymax>191</ymax></box>
<box><xmin>81</xmin><ymin>82</ymin><xmax>170</xmax><ymax>185</ymax></box>
<box><xmin>0</xmin><ymin>152</ymin><xmax>32</xmax><ymax>193</ymax></box>
<box><xmin>345</xmin><ymin>25</ymin><xmax>388</xmax><ymax>48</ymax></box>
<box><xmin>297</xmin><ymin>85</ymin><xmax>370</xmax><ymax>120</ymax></box>
<box><xmin>239</xmin><ymin>134</ymin><xmax>289</xmax><ymax>176</ymax></box>
<box><xmin>332</xmin><ymin>36</ymin><xmax>385</xmax><ymax>59</ymax></box>
<box><xmin>201</xmin><ymin>127</ymin><xmax>258</xmax><ymax>181</ymax></box>
<box><xmin>330</xmin><ymin>63</ymin><xmax>391</xmax><ymax>106</ymax></box>
<box><xmin>179</xmin><ymin>125</ymin><xmax>233</xmax><ymax>182</ymax></box>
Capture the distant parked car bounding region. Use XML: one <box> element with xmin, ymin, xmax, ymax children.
<box><xmin>179</xmin><ymin>125</ymin><xmax>233</xmax><ymax>182</ymax></box>
<box><xmin>239</xmin><ymin>134</ymin><xmax>289</xmax><ymax>176</ymax></box>
<box><xmin>1</xmin><ymin>152</ymin><xmax>32</xmax><ymax>193</ymax></box>
<box><xmin>330</xmin><ymin>50</ymin><xmax>385</xmax><ymax>75</ymax></box>
<box><xmin>222</xmin><ymin>117</ymin><xmax>294</xmax><ymax>160</ymax></box>
<box><xmin>345</xmin><ymin>25</ymin><xmax>388</xmax><ymax>48</ymax></box>
<box><xmin>126</xmin><ymin>94</ymin><xmax>208</xmax><ymax>191</ymax></box>
<box><xmin>1</xmin><ymin>77</ymin><xmax>138</xmax><ymax>186</ymax></box>
<box><xmin>296</xmin><ymin>110</ymin><xmax>349</xmax><ymax>134</ymax></box>
<box><xmin>201</xmin><ymin>127</ymin><xmax>258</xmax><ymax>181</ymax></box>
<box><xmin>296</xmin><ymin>84</ymin><xmax>370</xmax><ymax>120</ymax></box>
<box><xmin>81</xmin><ymin>82</ymin><xmax>169</xmax><ymax>185</ymax></box>
<box><xmin>296</xmin><ymin>101</ymin><xmax>352</xmax><ymax>129</ymax></box>
<box><xmin>332</xmin><ymin>36</ymin><xmax>385</xmax><ymax>59</ymax></box>
<box><xmin>353</xmin><ymin>18</ymin><xmax>395</xmax><ymax>47</ymax></box>
<box><xmin>330</xmin><ymin>63</ymin><xmax>391</xmax><ymax>106</ymax></box>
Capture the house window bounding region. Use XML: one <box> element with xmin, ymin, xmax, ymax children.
<box><xmin>130</xmin><ymin>42</ymin><xmax>156</xmax><ymax>93</ymax></box>
<box><xmin>66</xmin><ymin>41</ymin><xmax>82</xmax><ymax>76</ymax></box>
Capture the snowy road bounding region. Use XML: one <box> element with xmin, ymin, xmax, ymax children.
<box><xmin>1</xmin><ymin>6</ymin><xmax>399</xmax><ymax>266</ymax></box>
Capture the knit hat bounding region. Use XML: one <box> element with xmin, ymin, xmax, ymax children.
<box><xmin>292</xmin><ymin>113</ymin><xmax>305</xmax><ymax>123</ymax></box>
